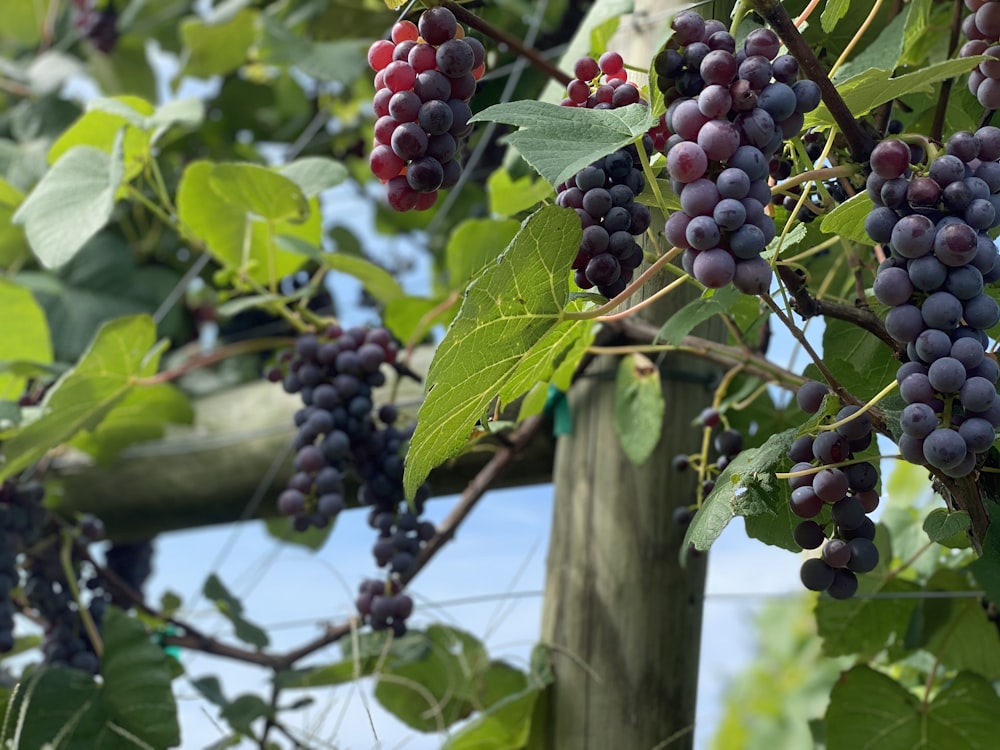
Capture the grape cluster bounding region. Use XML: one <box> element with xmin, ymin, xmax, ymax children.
<box><xmin>71</xmin><ymin>0</ymin><xmax>119</xmax><ymax>54</ymax></box>
<box><xmin>103</xmin><ymin>539</ymin><xmax>154</xmax><ymax>608</ymax></box>
<box><xmin>0</xmin><ymin>479</ymin><xmax>46</xmax><ymax>653</ymax></box>
<box><xmin>355</xmin><ymin>578</ymin><xmax>414</xmax><ymax>637</ymax></box>
<box><xmin>367</xmin><ymin>7</ymin><xmax>486</xmax><ymax>212</ymax></box>
<box><xmin>654</xmin><ymin>11</ymin><xmax>822</xmax><ymax>293</ymax></box>
<box><xmin>271</xmin><ymin>325</ymin><xmax>433</xmax><ymax>634</ymax></box>
<box><xmin>865</xmin><ymin>131</ymin><xmax>1000</xmax><ymax>476</ymax></box>
<box><xmin>789</xmin><ymin>382</ymin><xmax>881</xmax><ymax>600</ymax></box>
<box><xmin>960</xmin><ymin>0</ymin><xmax>1000</xmax><ymax>108</ymax></box>
<box><xmin>554</xmin><ymin>54</ymin><xmax>655</xmax><ymax>299</ymax></box>
<box><xmin>671</xmin><ymin>408</ymin><xmax>745</xmax><ymax>524</ymax></box>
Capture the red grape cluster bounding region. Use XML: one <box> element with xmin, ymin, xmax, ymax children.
<box><xmin>555</xmin><ymin>53</ymin><xmax>655</xmax><ymax>299</ymax></box>
<box><xmin>655</xmin><ymin>11</ymin><xmax>821</xmax><ymax>293</ymax></box>
<box><xmin>269</xmin><ymin>325</ymin><xmax>433</xmax><ymax>634</ymax></box>
<box><xmin>789</xmin><ymin>382</ymin><xmax>880</xmax><ymax>600</ymax></box>
<box><xmin>960</xmin><ymin>0</ymin><xmax>1000</xmax><ymax>108</ymax></box>
<box><xmin>865</xmin><ymin>131</ymin><xmax>1000</xmax><ymax>476</ymax></box>
<box><xmin>367</xmin><ymin>7</ymin><xmax>486</xmax><ymax>212</ymax></box>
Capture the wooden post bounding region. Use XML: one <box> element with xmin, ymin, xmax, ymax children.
<box><xmin>538</xmin><ymin>4</ymin><xmax>719</xmax><ymax>745</ymax></box>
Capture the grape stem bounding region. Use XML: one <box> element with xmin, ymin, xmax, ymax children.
<box><xmin>132</xmin><ymin>337</ymin><xmax>296</xmax><ymax>386</ymax></box>
<box><xmin>437</xmin><ymin>0</ymin><xmax>572</xmax><ymax>86</ymax></box>
<box><xmin>775</xmin><ymin>264</ymin><xmax>901</xmax><ymax>353</ymax></box>
<box><xmin>748</xmin><ymin>0</ymin><xmax>874</xmax><ymax>162</ymax></box>
<box><xmin>774</xmin><ymin>454</ymin><xmax>901</xmax><ymax>479</ymax></box>
<box><xmin>563</xmin><ymin>246</ymin><xmax>687</xmax><ymax>320</ymax></box>
<box><xmin>761</xmin><ymin>293</ymin><xmax>855</xmax><ymax>405</ymax></box>
<box><xmin>770</xmin><ymin>165</ymin><xmax>857</xmax><ymax>198</ymax></box>
<box><xmin>59</xmin><ymin>531</ymin><xmax>104</xmax><ymax>659</ymax></box>
<box><xmin>817</xmin><ymin>379</ymin><xmax>898</xmax><ymax>432</ymax></box>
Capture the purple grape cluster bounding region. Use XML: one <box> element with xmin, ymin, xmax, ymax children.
<box><xmin>270</xmin><ymin>325</ymin><xmax>433</xmax><ymax>635</ymax></box>
<box><xmin>554</xmin><ymin>54</ymin><xmax>656</xmax><ymax>300</ymax></box>
<box><xmin>0</xmin><ymin>479</ymin><xmax>46</xmax><ymax>653</ymax></box>
<box><xmin>367</xmin><ymin>8</ymin><xmax>486</xmax><ymax>212</ymax></box>
<box><xmin>72</xmin><ymin>0</ymin><xmax>119</xmax><ymax>54</ymax></box>
<box><xmin>355</xmin><ymin>578</ymin><xmax>414</xmax><ymax>636</ymax></box>
<box><xmin>557</xmin><ymin>148</ymin><xmax>652</xmax><ymax>298</ymax></box>
<box><xmin>102</xmin><ymin>539</ymin><xmax>154</xmax><ymax>608</ymax></box>
<box><xmin>788</xmin><ymin>382</ymin><xmax>881</xmax><ymax>600</ymax></box>
<box><xmin>866</xmin><ymin>131</ymin><xmax>1000</xmax><ymax>476</ymax></box>
<box><xmin>960</xmin><ymin>0</ymin><xmax>1000</xmax><ymax>108</ymax></box>
<box><xmin>671</xmin><ymin>408</ymin><xmax>745</xmax><ymax>524</ymax></box>
<box><xmin>655</xmin><ymin>11</ymin><xmax>822</xmax><ymax>293</ymax></box>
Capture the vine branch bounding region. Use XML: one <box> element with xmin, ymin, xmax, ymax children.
<box><xmin>440</xmin><ymin>0</ymin><xmax>572</xmax><ymax>86</ymax></box>
<box><xmin>749</xmin><ymin>0</ymin><xmax>875</xmax><ymax>162</ymax></box>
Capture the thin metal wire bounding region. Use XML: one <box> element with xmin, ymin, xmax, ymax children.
<box><xmin>151</xmin><ymin>252</ymin><xmax>211</xmax><ymax>324</ymax></box>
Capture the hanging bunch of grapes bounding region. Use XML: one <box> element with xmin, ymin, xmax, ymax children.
<box><xmin>367</xmin><ymin>7</ymin><xmax>486</xmax><ymax>212</ymax></box>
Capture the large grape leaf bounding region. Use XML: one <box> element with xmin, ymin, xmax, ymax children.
<box><xmin>0</xmin><ymin>278</ymin><xmax>52</xmax><ymax>401</ymax></box>
<box><xmin>825</xmin><ymin>667</ymin><xmax>1000</xmax><ymax>750</ymax></box>
<box><xmin>806</xmin><ymin>57</ymin><xmax>988</xmax><ymax>128</ymax></box>
<box><xmin>681</xmin><ymin>427</ymin><xmax>798</xmax><ymax>556</ymax></box>
<box><xmin>0</xmin><ymin>315</ymin><xmax>169</xmax><ymax>481</ymax></box>
<box><xmin>470</xmin><ymin>102</ymin><xmax>658</xmax><ymax>186</ymax></box>
<box><xmin>403</xmin><ymin>206</ymin><xmax>586</xmax><ymax>498</ymax></box>
<box><xmin>822</xmin><ymin>318</ymin><xmax>897</xmax><ymax>400</ymax></box>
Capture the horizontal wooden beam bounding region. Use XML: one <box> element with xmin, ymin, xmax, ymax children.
<box><xmin>52</xmin><ymin>348</ymin><xmax>557</xmax><ymax>540</ymax></box>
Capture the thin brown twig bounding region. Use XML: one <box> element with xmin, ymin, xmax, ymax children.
<box><xmin>749</xmin><ymin>0</ymin><xmax>874</xmax><ymax>162</ymax></box>
<box><xmin>441</xmin><ymin>0</ymin><xmax>572</xmax><ymax>86</ymax></box>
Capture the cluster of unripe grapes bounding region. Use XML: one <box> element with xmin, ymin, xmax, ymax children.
<box><xmin>656</xmin><ymin>11</ymin><xmax>822</xmax><ymax>294</ymax></box>
<box><xmin>367</xmin><ymin>7</ymin><xmax>486</xmax><ymax>211</ymax></box>
<box><xmin>789</xmin><ymin>382</ymin><xmax>880</xmax><ymax>600</ymax></box>
<box><xmin>270</xmin><ymin>325</ymin><xmax>432</xmax><ymax>634</ymax></box>
<box><xmin>960</xmin><ymin>0</ymin><xmax>1000</xmax><ymax>108</ymax></box>
<box><xmin>866</xmin><ymin>130</ymin><xmax>1000</xmax><ymax>476</ymax></box>
<box><xmin>671</xmin><ymin>407</ymin><xmax>744</xmax><ymax>525</ymax></box>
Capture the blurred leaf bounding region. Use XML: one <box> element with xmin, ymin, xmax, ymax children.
<box><xmin>487</xmin><ymin>170</ymin><xmax>553</xmax><ymax>217</ymax></box>
<box><xmin>221</xmin><ymin>694</ymin><xmax>271</xmax><ymax>735</ymax></box>
<box><xmin>821</xmin><ymin>0</ymin><xmax>850</xmax><ymax>33</ymax></box>
<box><xmin>13</xmin><ymin>139</ymin><xmax>124</xmax><ymax>269</ymax></box>
<box><xmin>203</xmin><ymin>574</ymin><xmax>270</xmax><ymax>649</ymax></box>
<box><xmin>614</xmin><ymin>353</ymin><xmax>663</xmax><ymax>466</ymax></box>
<box><xmin>179</xmin><ymin>9</ymin><xmax>259</xmax><ymax>77</ymax></box>
<box><xmin>0</xmin><ymin>315</ymin><xmax>165</xmax><ymax>481</ymax></box>
<box><xmin>657</xmin><ymin>286</ymin><xmax>741</xmax><ymax>346</ymax></box>
<box><xmin>0</xmin><ymin>278</ymin><xmax>51</xmax><ymax>401</ymax></box>
<box><xmin>210</xmin><ymin>163</ymin><xmax>308</xmax><ymax>221</ymax></box>
<box><xmin>923</xmin><ymin>508</ymin><xmax>971</xmax><ymax>544</ymax></box>
<box><xmin>278</xmin><ymin>157</ymin><xmax>348</xmax><ymax>198</ymax></box>
<box><xmin>263</xmin><ymin>516</ymin><xmax>333</xmax><ymax>551</ymax></box>
<box><xmin>446</xmin><ymin>218</ymin><xmax>521</xmax><ymax>287</ymax></box>
<box><xmin>324</xmin><ymin>253</ymin><xmax>405</xmax><ymax>304</ymax></box>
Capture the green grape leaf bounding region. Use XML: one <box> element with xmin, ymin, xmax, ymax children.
<box><xmin>825</xmin><ymin>667</ymin><xmax>1000</xmax><ymax>750</ymax></box>
<box><xmin>13</xmin><ymin>139</ymin><xmax>124</xmax><ymax>270</ymax></box>
<box><xmin>821</xmin><ymin>318</ymin><xmax>897</xmax><ymax>400</ymax></box>
<box><xmin>263</xmin><ymin>516</ymin><xmax>333</xmax><ymax>551</ymax></box>
<box><xmin>0</xmin><ymin>315</ymin><xmax>165</xmax><ymax>481</ymax></box>
<box><xmin>614</xmin><ymin>353</ymin><xmax>664</xmax><ymax>466</ymax></box>
<box><xmin>277</xmin><ymin>157</ymin><xmax>348</xmax><ymax>198</ymax></box>
<box><xmin>70</xmin><ymin>383</ymin><xmax>193</xmax><ymax>465</ymax></box>
<box><xmin>0</xmin><ymin>278</ymin><xmax>52</xmax><ymax>401</ymax></box>
<box><xmin>487</xmin><ymin>169</ymin><xmax>554</xmax><ymax>217</ymax></box>
<box><xmin>442</xmin><ymin>685</ymin><xmax>544</xmax><ymax>750</ymax></box>
<box><xmin>681</xmin><ymin>427</ymin><xmax>797</xmax><ymax>557</ymax></box>
<box><xmin>821</xmin><ymin>0</ymin><xmax>851</xmax><ymax>33</ymax></box>
<box><xmin>220</xmin><ymin>694</ymin><xmax>271</xmax><ymax>735</ymax></box>
<box><xmin>324</xmin><ymin>253</ymin><xmax>405</xmax><ymax>304</ymax></box>
<box><xmin>967</xmin><ymin>520</ymin><xmax>1000</xmax><ymax>605</ymax></box>
<box><xmin>179</xmin><ymin>8</ymin><xmax>259</xmax><ymax>77</ymax></box>
<box><xmin>374</xmin><ymin>625</ymin><xmax>489</xmax><ymax>732</ymax></box>
<box><xmin>831</xmin><ymin>7</ymin><xmax>909</xmax><ymax>82</ymax></box>
<box><xmin>656</xmin><ymin>286</ymin><xmax>741</xmax><ymax>346</ymax></box>
<box><xmin>910</xmin><ymin>570</ymin><xmax>1000</xmax><ymax>679</ymax></box>
<box><xmin>177</xmin><ymin>161</ymin><xmax>318</xmax><ymax>285</ymax></box>
<box><xmin>923</xmin><ymin>508</ymin><xmax>971</xmax><ymax>544</ymax></box>
<box><xmin>817</xmin><ymin>571</ymin><xmax>921</xmax><ymax>658</ymax></box>
<box><xmin>820</xmin><ymin>191</ymin><xmax>874</xmax><ymax>245</ymax></box>
<box><xmin>49</xmin><ymin>96</ymin><xmax>153</xmax><ymax>182</ymax></box>
<box><xmin>384</xmin><ymin>295</ymin><xmax>449</xmax><ymax>345</ymax></box>
<box><xmin>100</xmin><ymin>608</ymin><xmax>181</xmax><ymax>748</ymax></box>
<box><xmin>403</xmin><ymin>206</ymin><xmax>585</xmax><ymax>498</ymax></box>
<box><xmin>446</xmin><ymin>218</ymin><xmax>522</xmax><ymax>287</ymax></box>
<box><xmin>806</xmin><ymin>57</ymin><xmax>989</xmax><ymax>128</ymax></box>
<box><xmin>470</xmin><ymin>102</ymin><xmax>658</xmax><ymax>186</ymax></box>
<box><xmin>203</xmin><ymin>574</ymin><xmax>270</xmax><ymax>649</ymax></box>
